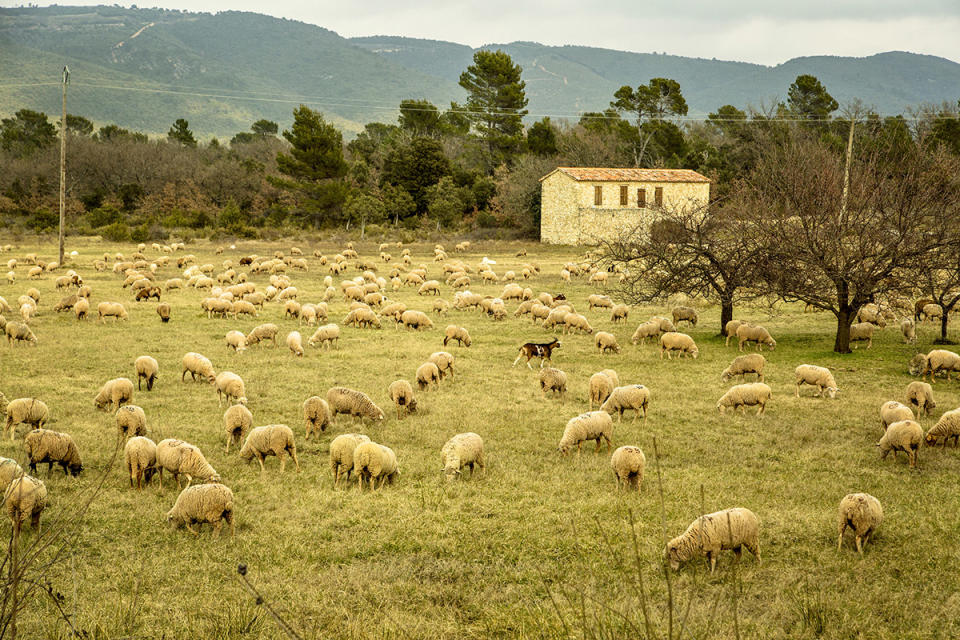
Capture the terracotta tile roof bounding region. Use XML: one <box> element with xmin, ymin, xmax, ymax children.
<box><xmin>547</xmin><ymin>167</ymin><xmax>710</xmax><ymax>183</ymax></box>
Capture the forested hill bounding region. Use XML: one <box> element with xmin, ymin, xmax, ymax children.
<box><xmin>2</xmin><ymin>5</ymin><xmax>959</xmax><ymax>138</ymax></box>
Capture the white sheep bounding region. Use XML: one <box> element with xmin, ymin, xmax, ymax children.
<box><xmin>24</xmin><ymin>428</ymin><xmax>83</xmax><ymax>476</ymax></box>
<box><xmin>659</xmin><ymin>332</ymin><xmax>699</xmax><ymax>359</ymax></box>
<box><xmin>631</xmin><ymin>320</ymin><xmax>661</xmax><ymax>345</ymax></box>
<box><xmin>671</xmin><ymin>306</ymin><xmax>698</xmax><ymax>327</ymax></box>
<box><xmin>215</xmin><ymin>371</ymin><xmax>247</xmax><ymax>406</ymax></box>
<box><xmin>666</xmin><ymin>507</ymin><xmax>761</xmax><ymax>573</ymax></box>
<box><xmin>910</xmin><ymin>349</ymin><xmax>960</xmax><ymax>383</ymax></box>
<box><xmin>441</xmin><ymin>432</ymin><xmax>485</xmax><ymax>480</ymax></box>
<box><xmin>387</xmin><ymin>380</ymin><xmax>418</xmax><ymax>420</ymax></box>
<box><xmin>5</xmin><ymin>398</ymin><xmax>49</xmax><ymax>439</ymax></box>
<box><xmin>181</xmin><ymin>352</ymin><xmax>216</xmax><ymax>383</ymax></box>
<box><xmin>416</xmin><ymin>362</ymin><xmax>442</xmax><ymax>391</ymax></box>
<box><xmin>166</xmin><ymin>483</ymin><xmax>235</xmax><ymax>538</ymax></box>
<box><xmin>721</xmin><ymin>354</ymin><xmax>766</xmax><ymax>383</ymax></box>
<box><xmin>837</xmin><ymin>493</ymin><xmax>883</xmax><ymax>554</ymax></box>
<box><xmin>724</xmin><ymin>320</ymin><xmax>744</xmax><ymax>346</ymax></box>
<box><xmin>245</xmin><ymin>323</ymin><xmax>280</xmax><ymax>348</ymax></box>
<box><xmin>97</xmin><ymin>301</ymin><xmax>128</xmax><ymax>322</ymax></box>
<box><xmin>905</xmin><ymin>381</ymin><xmax>936</xmax><ymax>417</ymax></box>
<box><xmin>226</xmin><ymin>330</ymin><xmax>247</xmax><ymax>353</ymax></box>
<box><xmin>588</xmin><ymin>370</ymin><xmax>617</xmax><ymax>411</ymax></box>
<box><xmin>600</xmin><ymin>385</ymin><xmax>650</xmax><ymax>422</ymax></box>
<box><xmin>877</xmin><ymin>419</ymin><xmax>923</xmax><ymax>468</ymax></box>
<box><xmin>900</xmin><ymin>318</ymin><xmax>917</xmax><ymax>344</ymax></box>
<box><xmin>558</xmin><ymin>411</ymin><xmax>613</xmax><ymax>456</ymax></box>
<box><xmin>595</xmin><ymin>331</ymin><xmax>621</xmax><ymax>354</ymax></box>
<box><xmin>124</xmin><ymin>436</ymin><xmax>157</xmax><ymax>490</ymax></box>
<box><xmin>794</xmin><ymin>364</ymin><xmax>838</xmax><ymax>398</ymax></box>
<box><xmin>0</xmin><ymin>457</ymin><xmax>24</xmax><ymax>493</ymax></box>
<box><xmin>286</xmin><ymin>331</ymin><xmax>304</xmax><ymax>357</ymax></box>
<box><xmin>879</xmin><ymin>401</ymin><xmax>915</xmax><ymax>433</ymax></box>
<box><xmin>924</xmin><ymin>408</ymin><xmax>960</xmax><ymax>446</ymax></box>
<box><xmin>538</xmin><ymin>367</ymin><xmax>568</xmax><ymax>402</ymax></box>
<box><xmin>135</xmin><ymin>355</ymin><xmax>159</xmax><ymax>391</ymax></box>
<box><xmin>443</xmin><ymin>325</ymin><xmax>472</xmax><ymax>347</ymax></box>
<box><xmin>849</xmin><ymin>322</ymin><xmax>875</xmax><ymax>349</ymax></box>
<box><xmin>329</xmin><ymin>433</ymin><xmax>371</xmax><ymax>487</ymax></box>
<box><xmin>303</xmin><ymin>396</ymin><xmax>331</xmax><ymax>439</ymax></box>
<box><xmin>116</xmin><ymin>405</ymin><xmax>147</xmax><ymax>439</ymax></box>
<box><xmin>610</xmin><ymin>446</ymin><xmax>645</xmax><ymax>492</ymax></box>
<box><xmin>4</xmin><ymin>475</ymin><xmax>47</xmax><ymax>535</ymax></box>
<box><xmin>428</xmin><ymin>351</ymin><xmax>455</xmax><ymax>379</ymax></box>
<box><xmin>94</xmin><ymin>378</ymin><xmax>134</xmax><ymax>411</ymax></box>
<box><xmin>155</xmin><ymin>439</ymin><xmax>220</xmax><ymax>489</ymax></box>
<box><xmin>736</xmin><ymin>324</ymin><xmax>776</xmax><ymax>351</ymax></box>
<box><xmin>326</xmin><ymin>387</ymin><xmax>385</xmax><ymax>423</ymax></box>
<box><xmin>354</xmin><ymin>441</ymin><xmax>399</xmax><ymax>491</ymax></box>
<box><xmin>239</xmin><ymin>424</ymin><xmax>301</xmax><ymax>473</ymax></box>
<box><xmin>716</xmin><ymin>383</ymin><xmax>772</xmax><ymax>415</ymax></box>
<box><xmin>307</xmin><ymin>323</ymin><xmax>340</xmax><ymax>349</ymax></box>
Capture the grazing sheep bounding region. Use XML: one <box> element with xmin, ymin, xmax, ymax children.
<box><xmin>4</xmin><ymin>475</ymin><xmax>47</xmax><ymax>535</ymax></box>
<box><xmin>558</xmin><ymin>411</ymin><xmax>614</xmax><ymax>456</ymax></box>
<box><xmin>924</xmin><ymin>408</ymin><xmax>960</xmax><ymax>446</ymax></box>
<box><xmin>97</xmin><ymin>302</ymin><xmax>128</xmax><ymax>323</ymax></box>
<box><xmin>595</xmin><ymin>331</ymin><xmax>621</xmax><ymax>354</ymax></box>
<box><xmin>224</xmin><ymin>404</ymin><xmax>253</xmax><ymax>453</ymax></box>
<box><xmin>610</xmin><ymin>304</ymin><xmax>629</xmax><ymax>323</ymax></box>
<box><xmin>610</xmin><ymin>446</ymin><xmax>645</xmax><ymax>492</ymax></box>
<box><xmin>0</xmin><ymin>457</ymin><xmax>24</xmax><ymax>492</ymax></box>
<box><xmin>5</xmin><ymin>321</ymin><xmax>37</xmax><ymax>346</ymax></box>
<box><xmin>326</xmin><ymin>387</ymin><xmax>385</xmax><ymax>423</ymax></box>
<box><xmin>226</xmin><ymin>330</ymin><xmax>247</xmax><ymax>353</ymax></box>
<box><xmin>736</xmin><ymin>324</ymin><xmax>776</xmax><ymax>351</ymax></box>
<box><xmin>849</xmin><ymin>322</ymin><xmax>875</xmax><ymax>349</ymax></box>
<box><xmin>166</xmin><ymin>483</ymin><xmax>235</xmax><ymax>538</ymax></box>
<box><xmin>672</xmin><ymin>306</ymin><xmax>698</xmax><ymax>327</ymax></box>
<box><xmin>307</xmin><ymin>323</ymin><xmax>340</xmax><ymax>349</ymax></box>
<box><xmin>5</xmin><ymin>398</ymin><xmax>49</xmax><ymax>439</ymax></box>
<box><xmin>239</xmin><ymin>424</ymin><xmax>300</xmax><ymax>473</ymax></box>
<box><xmin>588</xmin><ymin>370</ymin><xmax>618</xmax><ymax>410</ymax></box>
<box><xmin>416</xmin><ymin>362</ymin><xmax>442</xmax><ymax>391</ymax></box>
<box><xmin>74</xmin><ymin>297</ymin><xmax>90</xmax><ymax>320</ymax></box>
<box><xmin>724</xmin><ymin>320</ymin><xmax>745</xmax><ymax>347</ymax></box>
<box><xmin>587</xmin><ymin>294</ymin><xmax>613</xmax><ymax>310</ymax></box>
<box><xmin>441</xmin><ymin>432</ymin><xmax>485</xmax><ymax>480</ymax></box>
<box><xmin>660</xmin><ymin>332</ymin><xmax>699</xmax><ymax>359</ymax></box>
<box><xmin>215</xmin><ymin>372</ymin><xmax>247</xmax><ymax>406</ymax></box>
<box><xmin>880</xmin><ymin>401</ymin><xmax>915</xmax><ymax>433</ymax></box>
<box><xmin>722</xmin><ymin>354</ymin><xmax>767</xmax><ymax>383</ymax></box>
<box><xmin>631</xmin><ymin>320</ymin><xmax>662</xmax><ymax>345</ymax></box>
<box><xmin>794</xmin><ymin>365</ymin><xmax>838</xmax><ymax>398</ymax></box>
<box><xmin>666</xmin><ymin>508</ymin><xmax>761</xmax><ymax>573</ymax></box>
<box><xmin>329</xmin><ymin>433</ymin><xmax>371</xmax><ymax>487</ymax></box>
<box><xmin>563</xmin><ymin>312</ymin><xmax>594</xmax><ymax>334</ymax></box>
<box><xmin>837</xmin><ymin>493</ymin><xmax>883</xmax><ymax>554</ymax></box>
<box><xmin>286</xmin><ymin>331</ymin><xmax>304</xmax><ymax>357</ymax></box>
<box><xmin>124</xmin><ymin>436</ymin><xmax>157</xmax><ymax>490</ymax></box>
<box><xmin>877</xmin><ymin>420</ymin><xmax>923</xmax><ymax>468</ymax></box>
<box><xmin>387</xmin><ymin>381</ymin><xmax>418</xmax><ymax>420</ymax></box>
<box><xmin>600</xmin><ymin>385</ymin><xmax>650</xmax><ymax>422</ymax></box>
<box><xmin>901</xmin><ymin>318</ymin><xmax>916</xmax><ymax>344</ymax></box>
<box><xmin>401</xmin><ymin>309</ymin><xmax>433</xmax><ymax>331</ymax></box>
<box><xmin>717</xmin><ymin>383</ymin><xmax>772</xmax><ymax>415</ymax></box>
<box><xmin>443</xmin><ymin>325</ymin><xmax>472</xmax><ymax>347</ymax></box>
<box><xmin>156</xmin><ymin>302</ymin><xmax>171</xmax><ymax>323</ymax></box>
<box><xmin>94</xmin><ymin>378</ymin><xmax>134</xmax><ymax>411</ymax></box>
<box><xmin>909</xmin><ymin>349</ymin><xmax>960</xmax><ymax>383</ymax></box>
<box><xmin>181</xmin><ymin>353</ymin><xmax>216</xmax><ymax>384</ymax></box>
<box><xmin>922</xmin><ymin>303</ymin><xmax>942</xmax><ymax>322</ymax></box>
<box><xmin>343</xmin><ymin>307</ymin><xmax>381</xmax><ymax>329</ymax></box>
<box><xmin>23</xmin><ymin>429</ymin><xmax>83</xmax><ymax>476</ymax></box>
<box><xmin>116</xmin><ymin>405</ymin><xmax>147</xmax><ymax>439</ymax></box>
<box><xmin>246</xmin><ymin>323</ymin><xmax>280</xmax><ymax>348</ymax></box>
<box><xmin>539</xmin><ymin>367</ymin><xmax>568</xmax><ymax>402</ymax></box>
<box><xmin>135</xmin><ymin>355</ymin><xmax>159</xmax><ymax>391</ymax></box>
<box><xmin>905</xmin><ymin>381</ymin><xmax>936</xmax><ymax>417</ymax></box>
<box><xmin>53</xmin><ymin>294</ymin><xmax>77</xmax><ymax>312</ymax></box>
<box><xmin>155</xmin><ymin>439</ymin><xmax>220</xmax><ymax>488</ymax></box>
<box><xmin>856</xmin><ymin>305</ymin><xmax>887</xmax><ymax>328</ymax></box>
<box><xmin>353</xmin><ymin>442</ymin><xmax>399</xmax><ymax>491</ymax></box>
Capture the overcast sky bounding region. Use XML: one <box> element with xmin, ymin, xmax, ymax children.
<box><xmin>15</xmin><ymin>0</ymin><xmax>960</xmax><ymax>65</ymax></box>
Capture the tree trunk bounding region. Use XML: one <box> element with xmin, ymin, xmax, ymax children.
<box><xmin>834</xmin><ymin>309</ymin><xmax>853</xmax><ymax>353</ymax></box>
<box><xmin>719</xmin><ymin>297</ymin><xmax>733</xmax><ymax>337</ymax></box>
<box><xmin>941</xmin><ymin>309</ymin><xmax>950</xmax><ymax>342</ymax></box>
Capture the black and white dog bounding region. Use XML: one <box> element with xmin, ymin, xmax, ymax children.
<box><xmin>512</xmin><ymin>338</ymin><xmax>561</xmax><ymax>369</ymax></box>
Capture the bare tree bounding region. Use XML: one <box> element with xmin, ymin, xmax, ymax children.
<box><xmin>917</xmin><ymin>241</ymin><xmax>960</xmax><ymax>343</ymax></box>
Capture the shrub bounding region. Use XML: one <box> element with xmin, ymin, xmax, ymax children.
<box><xmin>476</xmin><ymin>211</ymin><xmax>498</xmax><ymax>228</ymax></box>
<box><xmin>100</xmin><ymin>221</ymin><xmax>131</xmax><ymax>242</ymax></box>
<box><xmin>88</xmin><ymin>206</ymin><xmax>123</xmax><ymax>228</ymax></box>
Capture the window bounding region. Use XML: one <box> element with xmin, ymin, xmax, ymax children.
<box><xmin>619</xmin><ymin>185</ymin><xmax>628</xmax><ymax>206</ymax></box>
<box><xmin>655</xmin><ymin>187</ymin><xmax>663</xmax><ymax>206</ymax></box>
<box><xmin>594</xmin><ymin>185</ymin><xmax>602</xmax><ymax>206</ymax></box>
<box><xmin>637</xmin><ymin>188</ymin><xmax>646</xmax><ymax>207</ymax></box>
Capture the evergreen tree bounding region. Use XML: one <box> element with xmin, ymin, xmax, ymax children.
<box><xmin>167</xmin><ymin>118</ymin><xmax>197</xmax><ymax>147</ymax></box>
<box><xmin>459</xmin><ymin>50</ymin><xmax>528</xmax><ymax>162</ymax></box>
<box><xmin>787</xmin><ymin>74</ymin><xmax>838</xmax><ymax>122</ymax></box>
<box><xmin>0</xmin><ymin>109</ymin><xmax>57</xmax><ymax>154</ymax></box>
<box><xmin>399</xmin><ymin>99</ymin><xmax>441</xmax><ymax>138</ymax></box>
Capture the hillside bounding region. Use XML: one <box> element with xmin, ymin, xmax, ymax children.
<box><xmin>2</xmin><ymin>6</ymin><xmax>959</xmax><ymax>138</ymax></box>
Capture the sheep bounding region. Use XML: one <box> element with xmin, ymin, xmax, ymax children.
<box><xmin>401</xmin><ymin>309</ymin><xmax>433</xmax><ymax>331</ymax></box>
<box><xmin>418</xmin><ymin>280</ymin><xmax>441</xmax><ymax>296</ymax></box>
<box><xmin>558</xmin><ymin>411</ymin><xmax>614</xmax><ymax>456</ymax></box>
<box><xmin>326</xmin><ymin>387</ymin><xmax>385</xmax><ymax>423</ymax></box>
<box><xmin>717</xmin><ymin>383</ymin><xmax>772</xmax><ymax>415</ymax></box>
<box><xmin>587</xmin><ymin>294</ymin><xmax>613</xmax><ymax>310</ymax></box>
<box><xmin>563</xmin><ymin>312</ymin><xmax>593</xmax><ymax>334</ymax></box>
<box><xmin>246</xmin><ymin>323</ymin><xmax>280</xmax><ymax>348</ymax></box>
<box><xmin>181</xmin><ymin>353</ymin><xmax>216</xmax><ymax>384</ymax></box>
<box><xmin>387</xmin><ymin>380</ymin><xmax>418</xmax><ymax>420</ymax></box>
<box><xmin>441</xmin><ymin>432</ymin><xmax>485</xmax><ymax>480</ymax></box>
<box><xmin>660</xmin><ymin>332</ymin><xmax>699</xmax><ymax>359</ymax></box>
<box><xmin>155</xmin><ymin>439</ymin><xmax>220</xmax><ymax>488</ymax></box>
<box><xmin>4</xmin><ymin>398</ymin><xmax>48</xmax><ymax>439</ymax></box>
<box><xmin>239</xmin><ymin>424</ymin><xmax>301</xmax><ymax>473</ymax></box>
<box><xmin>116</xmin><ymin>405</ymin><xmax>147</xmax><ymax>439</ymax></box>
<box><xmin>224</xmin><ymin>404</ymin><xmax>253</xmax><ymax>453</ymax></box>
<box><xmin>736</xmin><ymin>324</ymin><xmax>776</xmax><ymax>351</ymax></box>
<box><xmin>416</xmin><ymin>362</ymin><xmax>442</xmax><ymax>391</ymax></box>
<box><xmin>75</xmin><ymin>297</ymin><xmax>90</xmax><ymax>320</ymax></box>
<box><xmin>856</xmin><ymin>305</ymin><xmax>887</xmax><ymax>328</ymax></box>
<box><xmin>215</xmin><ymin>372</ymin><xmax>247</xmax><ymax>406</ymax></box>
<box><xmin>877</xmin><ymin>419</ymin><xmax>923</xmax><ymax>468</ymax></box>
<box><xmin>588</xmin><ymin>370</ymin><xmax>617</xmax><ymax>411</ymax></box>
<box><xmin>343</xmin><ymin>307</ymin><xmax>381</xmax><ymax>329</ymax></box>
<box><xmin>232</xmin><ymin>300</ymin><xmax>257</xmax><ymax>319</ymax></box>
<box><xmin>631</xmin><ymin>320</ymin><xmax>661</xmax><ymax>345</ymax></box>
<box><xmin>166</xmin><ymin>483</ymin><xmax>235</xmax><ymax>538</ymax></box>
<box><xmin>53</xmin><ymin>294</ymin><xmax>77</xmax><ymax>312</ymax></box>
<box><xmin>307</xmin><ymin>323</ymin><xmax>340</xmax><ymax>349</ymax></box>
<box><xmin>428</xmin><ymin>351</ymin><xmax>455</xmax><ymax>380</ymax></box>
<box><xmin>4</xmin><ymin>475</ymin><xmax>47</xmax><ymax>535</ymax></box>
<box><xmin>905</xmin><ymin>381</ymin><xmax>936</xmax><ymax>417</ymax></box>
<box><xmin>0</xmin><ymin>457</ymin><xmax>23</xmax><ymax>493</ymax></box>
<box><xmin>124</xmin><ymin>436</ymin><xmax>157</xmax><ymax>490</ymax></box>
<box><xmin>380</xmin><ymin>302</ymin><xmax>407</xmax><ymax>323</ymax></box>
<box><xmin>443</xmin><ymin>325</ymin><xmax>472</xmax><ymax>347</ymax></box>
<box><xmin>721</xmin><ymin>354</ymin><xmax>767</xmax><ymax>383</ymax></box>
<box><xmin>901</xmin><ymin>318</ymin><xmax>916</xmax><ymax>344</ymax></box>
<box><xmin>329</xmin><ymin>433</ymin><xmax>371</xmax><ymax>487</ymax></box>
<box><xmin>666</xmin><ymin>508</ymin><xmax>761</xmax><ymax>573</ymax></box>
<box><xmin>226</xmin><ymin>330</ymin><xmax>247</xmax><ymax>353</ymax></box>
<box><xmin>97</xmin><ymin>301</ymin><xmax>128</xmax><ymax>323</ymax></box>
<box><xmin>837</xmin><ymin>493</ymin><xmax>883</xmax><ymax>554</ymax></box>
<box><xmin>600</xmin><ymin>385</ymin><xmax>650</xmax><ymax>422</ymax></box>
<box><xmin>156</xmin><ymin>302</ymin><xmax>171</xmax><ymax>323</ymax></box>
<box><xmin>724</xmin><ymin>320</ymin><xmax>745</xmax><ymax>346</ymax></box>
<box><xmin>879</xmin><ymin>401</ymin><xmax>915</xmax><ymax>434</ymax></box>
<box><xmin>286</xmin><ymin>331</ymin><xmax>304</xmax><ymax>357</ymax></box>
<box><xmin>909</xmin><ymin>349</ymin><xmax>960</xmax><ymax>383</ymax></box>
<box><xmin>94</xmin><ymin>378</ymin><xmax>134</xmax><ymax>411</ymax></box>
<box><xmin>924</xmin><ymin>408</ymin><xmax>960</xmax><ymax>447</ymax></box>
<box><xmin>135</xmin><ymin>355</ymin><xmax>159</xmax><ymax>391</ymax></box>
<box><xmin>610</xmin><ymin>446</ymin><xmax>646</xmax><ymax>492</ymax></box>
<box><xmin>354</xmin><ymin>442</ymin><xmax>399</xmax><ymax>491</ymax></box>
<box><xmin>538</xmin><ymin>367</ymin><xmax>568</xmax><ymax>402</ymax></box>
<box><xmin>848</xmin><ymin>322</ymin><xmax>875</xmax><ymax>349</ymax></box>
<box><xmin>5</xmin><ymin>321</ymin><xmax>37</xmax><ymax>346</ymax></box>
<box><xmin>672</xmin><ymin>306</ymin><xmax>698</xmax><ymax>327</ymax></box>
<box><xmin>23</xmin><ymin>429</ymin><xmax>83</xmax><ymax>476</ymax></box>
<box><xmin>922</xmin><ymin>303</ymin><xmax>942</xmax><ymax>322</ymax></box>
<box><xmin>610</xmin><ymin>304</ymin><xmax>629</xmax><ymax>323</ymax></box>
<box><xmin>592</xmin><ymin>331</ymin><xmax>621</xmax><ymax>355</ymax></box>
<box><xmin>794</xmin><ymin>364</ymin><xmax>838</xmax><ymax>398</ymax></box>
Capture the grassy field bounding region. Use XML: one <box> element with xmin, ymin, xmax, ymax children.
<box><xmin>1</xmin><ymin>237</ymin><xmax>959</xmax><ymax>639</ymax></box>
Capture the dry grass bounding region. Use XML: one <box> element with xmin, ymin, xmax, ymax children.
<box><xmin>1</xmin><ymin>237</ymin><xmax>959</xmax><ymax>639</ymax></box>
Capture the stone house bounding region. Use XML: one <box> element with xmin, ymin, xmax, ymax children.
<box><xmin>539</xmin><ymin>167</ymin><xmax>711</xmax><ymax>245</ymax></box>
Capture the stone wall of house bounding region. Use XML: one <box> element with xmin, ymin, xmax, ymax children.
<box><xmin>539</xmin><ymin>172</ymin><xmax>579</xmax><ymax>244</ymax></box>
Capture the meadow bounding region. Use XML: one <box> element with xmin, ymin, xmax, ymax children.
<box><xmin>1</xmin><ymin>236</ymin><xmax>959</xmax><ymax>639</ymax></box>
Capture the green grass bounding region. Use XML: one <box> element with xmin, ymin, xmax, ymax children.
<box><xmin>2</xmin><ymin>237</ymin><xmax>960</xmax><ymax>639</ymax></box>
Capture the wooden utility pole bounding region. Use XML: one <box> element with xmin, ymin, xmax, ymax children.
<box><xmin>59</xmin><ymin>65</ymin><xmax>69</xmax><ymax>266</ymax></box>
